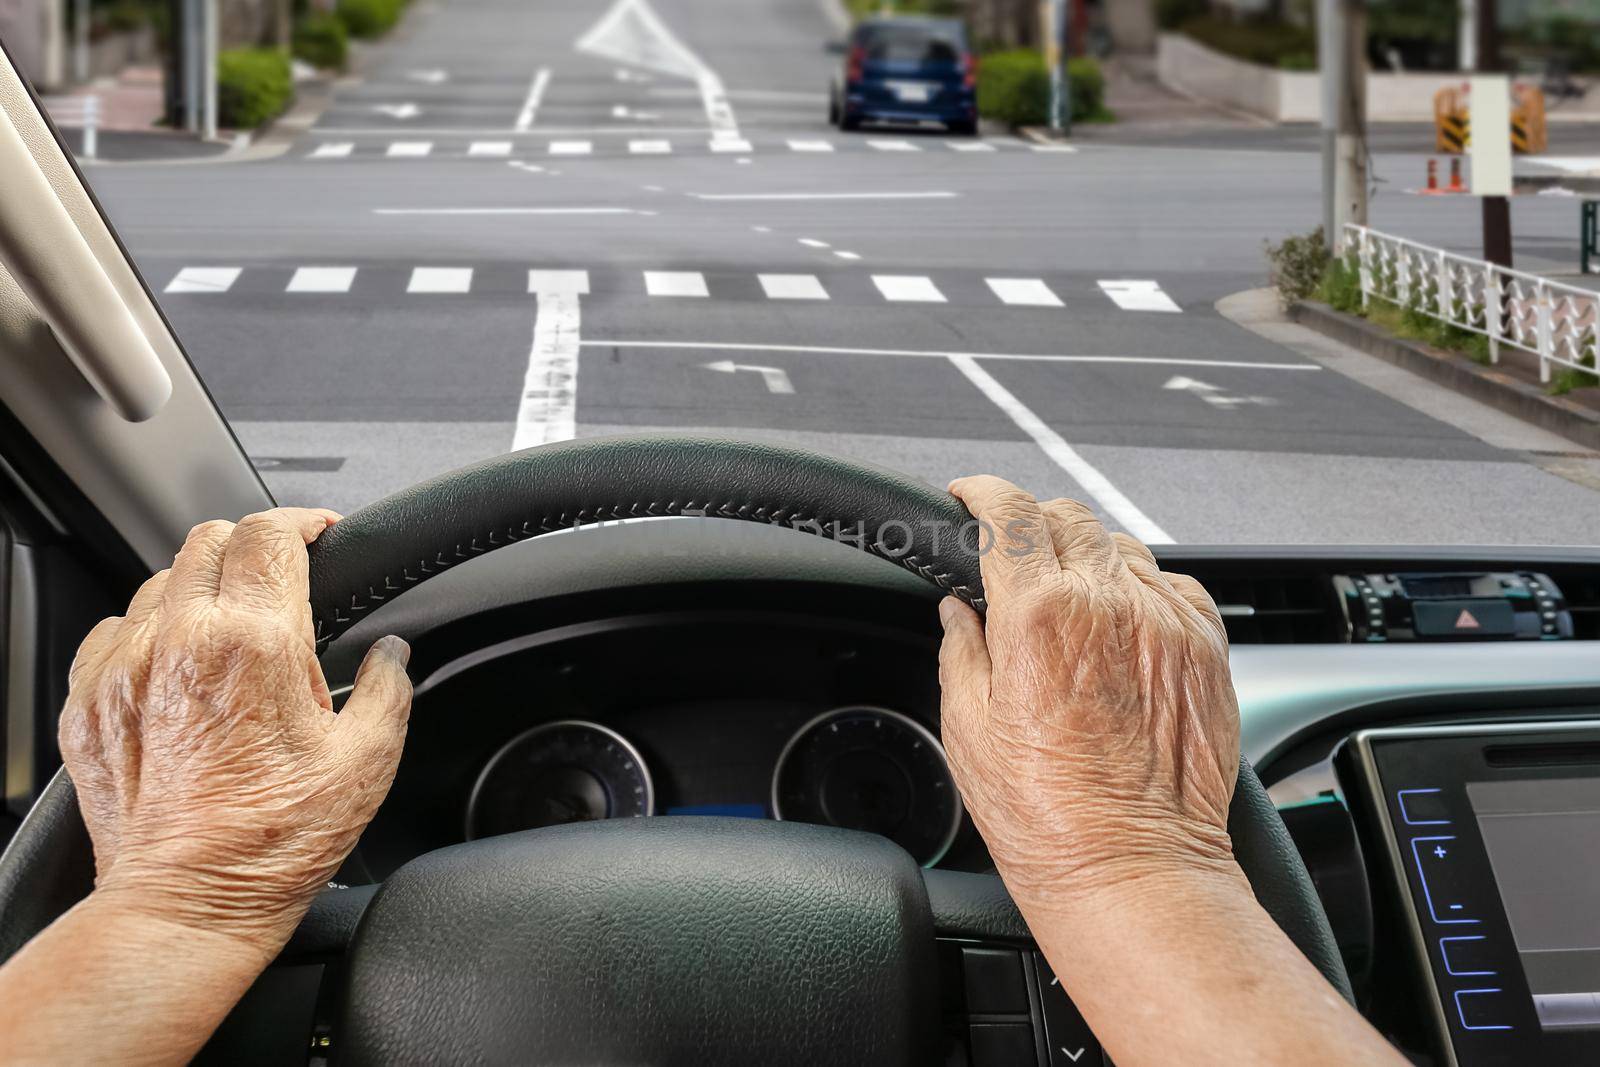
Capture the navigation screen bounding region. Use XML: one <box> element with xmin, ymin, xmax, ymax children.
<box><xmin>1468</xmin><ymin>778</ymin><xmax>1600</xmax><ymax>1032</ymax></box>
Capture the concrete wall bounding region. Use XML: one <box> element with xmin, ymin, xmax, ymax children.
<box><xmin>1157</xmin><ymin>33</ymin><xmax>1600</xmax><ymax>124</ymax></box>
<box><xmin>0</xmin><ymin>0</ymin><xmax>65</xmax><ymax>90</ymax></box>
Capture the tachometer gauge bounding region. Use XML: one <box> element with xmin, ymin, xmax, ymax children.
<box><xmin>771</xmin><ymin>706</ymin><xmax>962</xmax><ymax>867</ymax></box>
<box><xmin>466</xmin><ymin>720</ymin><xmax>654</xmax><ymax>840</ymax></box>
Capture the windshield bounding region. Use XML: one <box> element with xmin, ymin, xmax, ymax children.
<box><xmin>35</xmin><ymin>0</ymin><xmax>1600</xmax><ymax>546</ymax></box>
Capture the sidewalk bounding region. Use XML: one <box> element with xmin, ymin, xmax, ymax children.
<box><xmin>45</xmin><ymin>65</ymin><xmax>231</xmax><ymax>162</ymax></box>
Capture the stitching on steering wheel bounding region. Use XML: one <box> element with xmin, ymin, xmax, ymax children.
<box><xmin>311</xmin><ymin>500</ymin><xmax>988</xmax><ymax>650</ymax></box>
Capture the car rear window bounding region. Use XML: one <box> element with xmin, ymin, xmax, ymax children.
<box><xmin>855</xmin><ymin>23</ymin><xmax>964</xmax><ymax>63</ymax></box>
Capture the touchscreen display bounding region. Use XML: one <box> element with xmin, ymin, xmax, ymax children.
<box><xmin>1468</xmin><ymin>778</ymin><xmax>1600</xmax><ymax>1032</ymax></box>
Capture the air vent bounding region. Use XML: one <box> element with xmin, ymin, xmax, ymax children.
<box><xmin>1205</xmin><ymin>575</ymin><xmax>1345</xmax><ymax>645</ymax></box>
<box><xmin>1563</xmin><ymin>572</ymin><xmax>1600</xmax><ymax>640</ymax></box>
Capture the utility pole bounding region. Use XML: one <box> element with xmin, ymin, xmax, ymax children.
<box><xmin>72</xmin><ymin>0</ymin><xmax>88</xmax><ymax>82</ymax></box>
<box><xmin>1044</xmin><ymin>0</ymin><xmax>1070</xmax><ymax>134</ymax></box>
<box><xmin>1477</xmin><ymin>0</ymin><xmax>1512</xmax><ymax>266</ymax></box>
<box><xmin>1319</xmin><ymin>0</ymin><xmax>1368</xmax><ymax>252</ymax></box>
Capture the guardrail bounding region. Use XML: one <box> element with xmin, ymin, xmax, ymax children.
<box><xmin>1346</xmin><ymin>223</ymin><xmax>1599</xmax><ymax>383</ymax></box>
<box><xmin>40</xmin><ymin>95</ymin><xmax>100</xmax><ymax>160</ymax></box>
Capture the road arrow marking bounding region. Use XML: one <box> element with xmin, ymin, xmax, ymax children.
<box><xmin>373</xmin><ymin>103</ymin><xmax>421</xmax><ymax>119</ymax></box>
<box><xmin>406</xmin><ymin>69</ymin><xmax>448</xmax><ymax>84</ymax></box>
<box><xmin>577</xmin><ymin>0</ymin><xmax>738</xmax><ymax>137</ymax></box>
<box><xmin>702</xmin><ymin>360</ymin><xmax>794</xmax><ymax>394</ymax></box>
<box><xmin>1163</xmin><ymin>376</ymin><xmax>1275</xmax><ymax>410</ymax></box>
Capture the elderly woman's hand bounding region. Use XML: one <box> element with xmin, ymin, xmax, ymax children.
<box><xmin>936</xmin><ymin>476</ymin><xmax>1241</xmax><ymax>908</ymax></box>
<box><xmin>58</xmin><ymin>508</ymin><xmax>412</xmax><ymax>948</ymax></box>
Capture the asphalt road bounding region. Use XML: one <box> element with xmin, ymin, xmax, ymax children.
<box><xmin>79</xmin><ymin>0</ymin><xmax>1600</xmax><ymax>545</ymax></box>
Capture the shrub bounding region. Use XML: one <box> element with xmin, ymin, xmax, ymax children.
<box><xmin>1264</xmin><ymin>226</ymin><xmax>1329</xmax><ymax>309</ymax></box>
<box><xmin>1317</xmin><ymin>253</ymin><xmax>1362</xmax><ymax>313</ymax></box>
<box><xmin>1156</xmin><ymin>0</ymin><xmax>1207</xmax><ymax>30</ymax></box>
<box><xmin>217</xmin><ymin>48</ymin><xmax>292</xmax><ymax>129</ymax></box>
<box><xmin>978</xmin><ymin>51</ymin><xmax>1109</xmax><ymax>127</ymax></box>
<box><xmin>1180</xmin><ymin>14</ymin><xmax>1316</xmax><ymax>68</ymax></box>
<box><xmin>1550</xmin><ymin>349</ymin><xmax>1599</xmax><ymax>395</ymax></box>
<box><xmin>294</xmin><ymin>11</ymin><xmax>348</xmax><ymax>71</ymax></box>
<box><xmin>337</xmin><ymin>0</ymin><xmax>404</xmax><ymax>39</ymax></box>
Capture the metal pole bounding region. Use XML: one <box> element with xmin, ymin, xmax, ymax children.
<box><xmin>1477</xmin><ymin>0</ymin><xmax>1512</xmax><ymax>266</ymax></box>
<box><xmin>202</xmin><ymin>0</ymin><xmax>218</xmax><ymax>141</ymax></box>
<box><xmin>1046</xmin><ymin>0</ymin><xmax>1067</xmax><ymax>134</ymax></box>
<box><xmin>1458</xmin><ymin>0</ymin><xmax>1476</xmax><ymax>72</ymax></box>
<box><xmin>183</xmin><ymin>0</ymin><xmax>200</xmax><ymax>132</ymax></box>
<box><xmin>73</xmin><ymin>0</ymin><xmax>89</xmax><ymax>82</ymax></box>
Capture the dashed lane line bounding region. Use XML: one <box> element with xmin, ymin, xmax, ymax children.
<box><xmin>757</xmin><ymin>274</ymin><xmax>829</xmax><ymax>300</ymax></box>
<box><xmin>1099</xmin><ymin>280</ymin><xmax>1183</xmax><ymax>313</ymax></box>
<box><xmin>407</xmin><ymin>267</ymin><xmax>474</xmax><ymax>294</ymax></box>
<box><xmin>515</xmin><ymin>67</ymin><xmax>551</xmax><ymax>131</ymax></box>
<box><xmin>385</xmin><ymin>141</ymin><xmax>433</xmax><ymax>157</ymax></box>
<box><xmin>643</xmin><ymin>271</ymin><xmax>709</xmax><ymax>297</ymax></box>
<box><xmin>987</xmin><ymin>278</ymin><xmax>1063</xmax><ymax>307</ymax></box>
<box><xmin>871</xmin><ymin>275</ymin><xmax>945</xmax><ymax>303</ymax></box>
<box><xmin>164</xmin><ymin>267</ymin><xmax>242</xmax><ymax>293</ymax></box>
<box><xmin>285</xmin><ymin>267</ymin><xmax>357</xmax><ymax>293</ymax></box>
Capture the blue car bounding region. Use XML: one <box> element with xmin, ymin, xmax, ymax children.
<box><xmin>829</xmin><ymin>17</ymin><xmax>978</xmax><ymax>135</ymax></box>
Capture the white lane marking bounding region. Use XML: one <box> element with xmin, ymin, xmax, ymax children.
<box><xmin>575</xmin><ymin>0</ymin><xmax>738</xmax><ymax>136</ymax></box>
<box><xmin>578</xmin><ymin>339</ymin><xmax>1322</xmax><ymax>371</ymax></box>
<box><xmin>947</xmin><ymin>354</ymin><xmax>1171</xmax><ymax>543</ymax></box>
<box><xmin>373</xmin><ymin>207</ymin><xmax>634</xmax><ymax>215</ymax></box>
<box><xmin>386</xmin><ymin>141</ymin><xmax>433</xmax><ymax>157</ymax></box>
<box><xmin>787</xmin><ymin>139</ymin><xmax>834</xmax><ymax>152</ymax></box>
<box><xmin>165</xmin><ymin>267</ymin><xmax>241</xmax><ymax>294</ymax></box>
<box><xmin>691</xmin><ymin>191</ymin><xmax>956</xmax><ymax>201</ymax></box>
<box><xmin>710</xmin><ymin>137</ymin><xmax>752</xmax><ymax>152</ymax></box>
<box><xmin>509</xmin><ymin>161</ymin><xmax>545</xmax><ymax>173</ymax></box>
<box><xmin>947</xmin><ymin>140</ymin><xmax>994</xmax><ymax>152</ymax></box>
<box><xmin>703</xmin><ymin>359</ymin><xmax>794</xmax><ymax>393</ymax></box>
<box><xmin>407</xmin><ymin>69</ymin><xmax>448</xmax><ymax>84</ymax></box>
<box><xmin>1030</xmin><ymin>143</ymin><xmax>1077</xmax><ymax>153</ymax></box>
<box><xmin>758</xmin><ymin>274</ymin><xmax>828</xmax><ymax>300</ymax></box>
<box><xmin>407</xmin><ymin>267</ymin><xmax>474</xmax><ymax>294</ymax></box>
<box><xmin>867</xmin><ymin>139</ymin><xmax>920</xmax><ymax>151</ymax></box>
<box><xmin>550</xmin><ymin>140</ymin><xmax>593</xmax><ymax>155</ymax></box>
<box><xmin>987</xmin><ymin>278</ymin><xmax>1062</xmax><ymax>307</ymax></box>
<box><xmin>309</xmin><ymin>142</ymin><xmax>353</xmax><ymax>158</ymax></box>
<box><xmin>1099</xmin><ymin>279</ymin><xmax>1182</xmax><ymax>313</ymax></box>
<box><xmin>798</xmin><ymin>238</ymin><xmax>829</xmax><ymax>249</ymax></box>
<box><xmin>515</xmin><ymin>67</ymin><xmax>551</xmax><ymax>131</ymax></box>
<box><xmin>644</xmin><ymin>271</ymin><xmax>708</xmax><ymax>297</ymax></box>
<box><xmin>834</xmin><ymin>250</ymin><xmax>861</xmax><ymax>260</ymax></box>
<box><xmin>287</xmin><ymin>267</ymin><xmax>357</xmax><ymax>293</ymax></box>
<box><xmin>373</xmin><ymin>103</ymin><xmax>421</xmax><ymax>119</ymax></box>
<box><xmin>1163</xmin><ymin>376</ymin><xmax>1275</xmax><ymax>409</ymax></box>
<box><xmin>512</xmin><ymin>293</ymin><xmax>580</xmax><ymax>450</ymax></box>
<box><xmin>527</xmin><ymin>270</ymin><xmax>591</xmax><ymax>294</ymax></box>
<box><xmin>469</xmin><ymin>141</ymin><xmax>513</xmax><ymax>156</ymax></box>
<box><xmin>873</xmin><ymin>275</ymin><xmax>945</xmax><ymax>303</ymax></box>
<box><xmin>629</xmin><ymin>139</ymin><xmax>671</xmax><ymax>154</ymax></box>
<box><xmin>750</xmin><ymin>225</ymin><xmax>771</xmax><ymax>233</ymax></box>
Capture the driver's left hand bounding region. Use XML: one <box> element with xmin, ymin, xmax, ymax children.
<box><xmin>58</xmin><ymin>508</ymin><xmax>412</xmax><ymax>949</ymax></box>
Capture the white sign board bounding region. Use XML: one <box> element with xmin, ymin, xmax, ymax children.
<box><xmin>1470</xmin><ymin>75</ymin><xmax>1513</xmax><ymax>197</ymax></box>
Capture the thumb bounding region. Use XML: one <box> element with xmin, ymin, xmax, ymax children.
<box><xmin>333</xmin><ymin>635</ymin><xmax>412</xmax><ymax>760</ymax></box>
<box><xmin>937</xmin><ymin>597</ymin><xmax>991</xmax><ymax>722</ymax></box>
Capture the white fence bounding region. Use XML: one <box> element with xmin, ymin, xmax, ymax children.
<box><xmin>41</xmin><ymin>95</ymin><xmax>100</xmax><ymax>160</ymax></box>
<box><xmin>1346</xmin><ymin>224</ymin><xmax>1600</xmax><ymax>383</ymax></box>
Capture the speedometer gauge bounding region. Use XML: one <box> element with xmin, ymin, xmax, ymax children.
<box><xmin>771</xmin><ymin>706</ymin><xmax>962</xmax><ymax>867</ymax></box>
<box><xmin>466</xmin><ymin>720</ymin><xmax>654</xmax><ymax>840</ymax></box>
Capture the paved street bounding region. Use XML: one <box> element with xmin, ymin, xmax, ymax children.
<box><xmin>79</xmin><ymin>0</ymin><xmax>1600</xmax><ymax>544</ymax></box>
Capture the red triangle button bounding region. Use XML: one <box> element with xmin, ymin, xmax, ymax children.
<box><xmin>1455</xmin><ymin>608</ymin><xmax>1481</xmax><ymax>630</ymax></box>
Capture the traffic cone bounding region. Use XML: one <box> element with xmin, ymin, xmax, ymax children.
<box><xmin>1427</xmin><ymin>159</ymin><xmax>1438</xmax><ymax>191</ymax></box>
<box><xmin>1448</xmin><ymin>157</ymin><xmax>1465</xmax><ymax>192</ymax></box>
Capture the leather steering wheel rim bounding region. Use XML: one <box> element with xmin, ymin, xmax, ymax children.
<box><xmin>0</xmin><ymin>433</ymin><xmax>1353</xmax><ymax>1008</ymax></box>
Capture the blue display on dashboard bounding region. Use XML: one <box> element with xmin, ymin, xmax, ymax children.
<box><xmin>664</xmin><ymin>803</ymin><xmax>768</xmax><ymax>819</ymax></box>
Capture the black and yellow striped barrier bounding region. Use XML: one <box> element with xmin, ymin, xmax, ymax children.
<box><xmin>1434</xmin><ymin>85</ymin><xmax>1547</xmax><ymax>156</ymax></box>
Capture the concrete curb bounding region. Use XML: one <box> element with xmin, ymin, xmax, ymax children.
<box><xmin>1288</xmin><ymin>299</ymin><xmax>1600</xmax><ymax>452</ymax></box>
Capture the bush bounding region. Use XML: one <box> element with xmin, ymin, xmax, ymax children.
<box><xmin>337</xmin><ymin>0</ymin><xmax>405</xmax><ymax>39</ymax></box>
<box><xmin>1317</xmin><ymin>253</ymin><xmax>1362</xmax><ymax>314</ymax></box>
<box><xmin>1180</xmin><ymin>14</ymin><xmax>1316</xmax><ymax>68</ymax></box>
<box><xmin>1156</xmin><ymin>0</ymin><xmax>1207</xmax><ymax>30</ymax></box>
<box><xmin>294</xmin><ymin>11</ymin><xmax>348</xmax><ymax>71</ymax></box>
<box><xmin>978</xmin><ymin>51</ymin><xmax>1109</xmax><ymax>127</ymax></box>
<box><xmin>217</xmin><ymin>48</ymin><xmax>292</xmax><ymax>129</ymax></box>
<box><xmin>1264</xmin><ymin>226</ymin><xmax>1329</xmax><ymax>309</ymax></box>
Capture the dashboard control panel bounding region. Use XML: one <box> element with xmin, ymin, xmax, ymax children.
<box><xmin>1334</xmin><ymin>572</ymin><xmax>1574</xmax><ymax>642</ymax></box>
<box><xmin>1340</xmin><ymin>721</ymin><xmax>1600</xmax><ymax>1066</ymax></box>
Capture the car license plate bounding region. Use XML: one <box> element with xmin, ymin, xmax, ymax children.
<box><xmin>888</xmin><ymin>81</ymin><xmax>932</xmax><ymax>103</ymax></box>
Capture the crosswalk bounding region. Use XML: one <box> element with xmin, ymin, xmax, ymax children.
<box><xmin>301</xmin><ymin>136</ymin><xmax>1076</xmax><ymax>162</ymax></box>
<box><xmin>161</xmin><ymin>265</ymin><xmax>1181</xmax><ymax>312</ymax></box>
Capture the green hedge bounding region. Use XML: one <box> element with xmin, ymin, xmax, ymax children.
<box><xmin>1179</xmin><ymin>14</ymin><xmax>1316</xmax><ymax>70</ymax></box>
<box><xmin>337</xmin><ymin>0</ymin><xmax>405</xmax><ymax>38</ymax></box>
<box><xmin>217</xmin><ymin>48</ymin><xmax>292</xmax><ymax>129</ymax></box>
<box><xmin>294</xmin><ymin>11</ymin><xmax>348</xmax><ymax>71</ymax></box>
<box><xmin>977</xmin><ymin>50</ymin><xmax>1107</xmax><ymax>127</ymax></box>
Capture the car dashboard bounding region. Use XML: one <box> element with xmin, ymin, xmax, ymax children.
<box><xmin>311</xmin><ymin>519</ymin><xmax>1600</xmax><ymax>1066</ymax></box>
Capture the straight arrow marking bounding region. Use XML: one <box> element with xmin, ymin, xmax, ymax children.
<box><xmin>702</xmin><ymin>360</ymin><xmax>794</xmax><ymax>394</ymax></box>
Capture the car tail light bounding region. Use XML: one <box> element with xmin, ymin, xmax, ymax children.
<box><xmin>962</xmin><ymin>53</ymin><xmax>978</xmax><ymax>89</ymax></box>
<box><xmin>847</xmin><ymin>45</ymin><xmax>865</xmax><ymax>83</ymax></box>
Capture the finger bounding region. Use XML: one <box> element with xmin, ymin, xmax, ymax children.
<box><xmin>331</xmin><ymin>636</ymin><xmax>412</xmax><ymax>757</ymax></box>
<box><xmin>1166</xmin><ymin>573</ymin><xmax>1227</xmax><ymax>639</ymax></box>
<box><xmin>1037</xmin><ymin>498</ymin><xmax>1122</xmax><ymax>576</ymax></box>
<box><xmin>937</xmin><ymin>597</ymin><xmax>992</xmax><ymax>718</ymax></box>
<box><xmin>218</xmin><ymin>508</ymin><xmax>337</xmax><ymax>614</ymax></box>
<box><xmin>947</xmin><ymin>476</ymin><xmax>1057</xmax><ymax>599</ymax></box>
<box><xmin>67</xmin><ymin>616</ymin><xmax>124</xmax><ymax>688</ymax></box>
<box><xmin>122</xmin><ymin>569</ymin><xmax>171</xmax><ymax>632</ymax></box>
<box><xmin>164</xmin><ymin>520</ymin><xmax>235</xmax><ymax>605</ymax></box>
<box><xmin>1110</xmin><ymin>532</ymin><xmax>1172</xmax><ymax>592</ymax></box>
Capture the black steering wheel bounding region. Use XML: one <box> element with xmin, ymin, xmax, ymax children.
<box><xmin>0</xmin><ymin>435</ymin><xmax>1350</xmax><ymax>1064</ymax></box>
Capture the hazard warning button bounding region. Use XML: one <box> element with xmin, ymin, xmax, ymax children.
<box><xmin>1413</xmin><ymin>599</ymin><xmax>1515</xmax><ymax>638</ymax></box>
